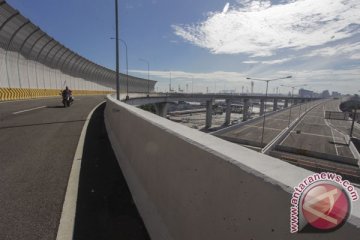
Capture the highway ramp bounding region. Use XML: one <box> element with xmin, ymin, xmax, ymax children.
<box><xmin>0</xmin><ymin>96</ymin><xmax>104</xmax><ymax>239</ymax></box>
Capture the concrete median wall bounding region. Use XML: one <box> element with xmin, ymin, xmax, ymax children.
<box><xmin>104</xmin><ymin>94</ymin><xmax>360</xmax><ymax>240</ymax></box>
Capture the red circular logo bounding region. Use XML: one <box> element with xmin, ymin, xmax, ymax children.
<box><xmin>301</xmin><ymin>183</ymin><xmax>350</xmax><ymax>231</ymax></box>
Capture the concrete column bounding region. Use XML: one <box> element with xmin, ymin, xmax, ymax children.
<box><xmin>205</xmin><ymin>100</ymin><xmax>213</xmax><ymax>129</ymax></box>
<box><xmin>225</xmin><ymin>99</ymin><xmax>231</xmax><ymax>125</ymax></box>
<box><xmin>273</xmin><ymin>98</ymin><xmax>278</xmax><ymax>111</ymax></box>
<box><xmin>260</xmin><ymin>99</ymin><xmax>265</xmax><ymax>116</ymax></box>
<box><xmin>154</xmin><ymin>102</ymin><xmax>168</xmax><ymax>117</ymax></box>
<box><xmin>284</xmin><ymin>99</ymin><xmax>289</xmax><ymax>108</ymax></box>
<box><xmin>243</xmin><ymin>98</ymin><xmax>250</xmax><ymax>121</ymax></box>
<box><xmin>294</xmin><ymin>99</ymin><xmax>298</xmax><ymax>105</ymax></box>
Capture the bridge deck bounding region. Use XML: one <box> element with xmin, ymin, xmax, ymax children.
<box><xmin>218</xmin><ymin>99</ymin><xmax>358</xmax><ymax>163</ymax></box>
<box><xmin>0</xmin><ymin>96</ymin><xmax>148</xmax><ymax>240</ymax></box>
<box><xmin>279</xmin><ymin>100</ymin><xmax>356</xmax><ymax>158</ymax></box>
<box><xmin>219</xmin><ymin>103</ymin><xmax>310</xmax><ymax>147</ymax></box>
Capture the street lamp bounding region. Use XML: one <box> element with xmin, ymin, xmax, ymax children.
<box><xmin>246</xmin><ymin>75</ymin><xmax>292</xmax><ymax>149</ymax></box>
<box><xmin>139</xmin><ymin>58</ymin><xmax>150</xmax><ymax>97</ymax></box>
<box><xmin>169</xmin><ymin>70</ymin><xmax>172</xmax><ymax>92</ymax></box>
<box><xmin>281</xmin><ymin>84</ymin><xmax>307</xmax><ymax>126</ymax></box>
<box><xmin>111</xmin><ymin>38</ymin><xmax>129</xmax><ymax>100</ymax></box>
<box><xmin>115</xmin><ymin>0</ymin><xmax>120</xmax><ymax>100</ymax></box>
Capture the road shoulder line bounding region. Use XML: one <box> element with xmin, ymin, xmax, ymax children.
<box><xmin>12</xmin><ymin>106</ymin><xmax>46</xmax><ymax>115</ymax></box>
<box><xmin>55</xmin><ymin>101</ymin><xmax>105</xmax><ymax>240</ymax></box>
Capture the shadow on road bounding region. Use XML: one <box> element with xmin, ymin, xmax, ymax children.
<box><xmin>0</xmin><ymin>119</ymin><xmax>86</xmax><ymax>130</ymax></box>
<box><xmin>46</xmin><ymin>105</ymin><xmax>65</xmax><ymax>108</ymax></box>
<box><xmin>73</xmin><ymin>103</ymin><xmax>150</xmax><ymax>240</ymax></box>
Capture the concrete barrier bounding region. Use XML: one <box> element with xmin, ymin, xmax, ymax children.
<box><xmin>105</xmin><ymin>94</ymin><xmax>360</xmax><ymax>239</ymax></box>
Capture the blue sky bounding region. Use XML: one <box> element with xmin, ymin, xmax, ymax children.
<box><xmin>6</xmin><ymin>0</ymin><xmax>360</xmax><ymax>94</ymax></box>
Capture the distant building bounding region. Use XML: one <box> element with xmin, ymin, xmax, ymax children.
<box><xmin>299</xmin><ymin>88</ymin><xmax>314</xmax><ymax>98</ymax></box>
<box><xmin>322</xmin><ymin>90</ymin><xmax>330</xmax><ymax>98</ymax></box>
<box><xmin>332</xmin><ymin>91</ymin><xmax>341</xmax><ymax>97</ymax></box>
<box><xmin>220</xmin><ymin>89</ymin><xmax>236</xmax><ymax>94</ymax></box>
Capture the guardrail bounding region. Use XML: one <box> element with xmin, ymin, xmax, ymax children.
<box><xmin>104</xmin><ymin>94</ymin><xmax>360</xmax><ymax>239</ymax></box>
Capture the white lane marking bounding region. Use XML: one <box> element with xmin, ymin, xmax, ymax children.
<box><xmin>12</xmin><ymin>106</ymin><xmax>46</xmax><ymax>115</ymax></box>
<box><xmin>268</xmin><ymin>118</ymin><xmax>289</xmax><ymax>122</ymax></box>
<box><xmin>290</xmin><ymin>131</ymin><xmax>341</xmax><ymax>139</ymax></box>
<box><xmin>247</xmin><ymin>125</ymin><xmax>283</xmax><ymax>131</ymax></box>
<box><xmin>56</xmin><ymin>101</ymin><xmax>105</xmax><ymax>240</ymax></box>
<box><xmin>305</xmin><ymin>115</ymin><xmax>322</xmax><ymax>118</ymax></box>
<box><xmin>279</xmin><ymin>101</ymin><xmax>325</xmax><ymax>145</ymax></box>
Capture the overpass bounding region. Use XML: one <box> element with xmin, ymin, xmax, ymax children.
<box><xmin>1</xmin><ymin>2</ymin><xmax>360</xmax><ymax>240</ymax></box>
<box><xmin>126</xmin><ymin>93</ymin><xmax>319</xmax><ymax>128</ymax></box>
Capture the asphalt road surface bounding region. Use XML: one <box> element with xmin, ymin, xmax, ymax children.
<box><xmin>73</xmin><ymin>103</ymin><xmax>149</xmax><ymax>240</ymax></box>
<box><xmin>0</xmin><ymin>96</ymin><xmax>105</xmax><ymax>240</ymax></box>
<box><xmin>325</xmin><ymin>99</ymin><xmax>360</xmax><ymax>139</ymax></box>
<box><xmin>220</xmin><ymin>101</ymin><xmax>319</xmax><ymax>147</ymax></box>
<box><xmin>280</xmin><ymin>100</ymin><xmax>355</xmax><ymax>158</ymax></box>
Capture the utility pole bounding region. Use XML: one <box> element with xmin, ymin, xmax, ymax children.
<box><xmin>115</xmin><ymin>0</ymin><xmax>120</xmax><ymax>100</ymax></box>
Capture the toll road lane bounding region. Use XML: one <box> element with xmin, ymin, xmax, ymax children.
<box><xmin>220</xmin><ymin>102</ymin><xmax>315</xmax><ymax>146</ymax></box>
<box><xmin>0</xmin><ymin>95</ymin><xmax>106</xmax><ymax>240</ymax></box>
<box><xmin>280</xmin><ymin>100</ymin><xmax>354</xmax><ymax>158</ymax></box>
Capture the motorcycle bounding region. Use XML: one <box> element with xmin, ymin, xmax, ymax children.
<box><xmin>61</xmin><ymin>92</ymin><xmax>73</xmax><ymax>107</ymax></box>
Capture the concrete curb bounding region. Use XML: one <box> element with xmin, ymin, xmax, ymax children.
<box><xmin>55</xmin><ymin>101</ymin><xmax>105</xmax><ymax>240</ymax></box>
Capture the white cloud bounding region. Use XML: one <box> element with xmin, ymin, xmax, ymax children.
<box><xmin>350</xmin><ymin>53</ymin><xmax>360</xmax><ymax>59</ymax></box>
<box><xmin>130</xmin><ymin>69</ymin><xmax>247</xmax><ymax>83</ymax></box>
<box><xmin>242</xmin><ymin>60</ymin><xmax>259</xmax><ymax>64</ymax></box>
<box><xmin>131</xmin><ymin>68</ymin><xmax>359</xmax><ymax>94</ymax></box>
<box><xmin>305</xmin><ymin>42</ymin><xmax>360</xmax><ymax>58</ymax></box>
<box><xmin>243</xmin><ymin>57</ymin><xmax>292</xmax><ymax>64</ymax></box>
<box><xmin>173</xmin><ymin>0</ymin><xmax>360</xmax><ymax>57</ymax></box>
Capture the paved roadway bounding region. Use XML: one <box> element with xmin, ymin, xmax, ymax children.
<box><xmin>220</xmin><ymin>101</ymin><xmax>318</xmax><ymax>147</ymax></box>
<box><xmin>326</xmin><ymin>99</ymin><xmax>360</xmax><ymax>139</ymax></box>
<box><xmin>280</xmin><ymin>99</ymin><xmax>356</xmax><ymax>158</ymax></box>
<box><xmin>0</xmin><ymin>96</ymin><xmax>105</xmax><ymax>240</ymax></box>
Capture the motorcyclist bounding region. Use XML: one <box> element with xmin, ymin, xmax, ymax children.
<box><xmin>61</xmin><ymin>86</ymin><xmax>73</xmax><ymax>103</ymax></box>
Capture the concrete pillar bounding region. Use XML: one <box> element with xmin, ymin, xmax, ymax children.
<box><xmin>154</xmin><ymin>102</ymin><xmax>168</xmax><ymax>117</ymax></box>
<box><xmin>284</xmin><ymin>99</ymin><xmax>289</xmax><ymax>108</ymax></box>
<box><xmin>273</xmin><ymin>98</ymin><xmax>278</xmax><ymax>111</ymax></box>
<box><xmin>294</xmin><ymin>99</ymin><xmax>298</xmax><ymax>105</ymax></box>
<box><xmin>205</xmin><ymin>100</ymin><xmax>213</xmax><ymax>129</ymax></box>
<box><xmin>260</xmin><ymin>99</ymin><xmax>265</xmax><ymax>116</ymax></box>
<box><xmin>225</xmin><ymin>99</ymin><xmax>231</xmax><ymax>125</ymax></box>
<box><xmin>243</xmin><ymin>98</ymin><xmax>250</xmax><ymax>121</ymax></box>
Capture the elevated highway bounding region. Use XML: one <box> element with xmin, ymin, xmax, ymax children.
<box><xmin>214</xmin><ymin>98</ymin><xmax>360</xmax><ymax>181</ymax></box>
<box><xmin>0</xmin><ymin>96</ymin><xmax>105</xmax><ymax>239</ymax></box>
<box><xmin>1</xmin><ymin>1</ymin><xmax>359</xmax><ymax>239</ymax></box>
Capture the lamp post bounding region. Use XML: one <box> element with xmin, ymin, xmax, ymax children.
<box><xmin>139</xmin><ymin>58</ymin><xmax>150</xmax><ymax>97</ymax></box>
<box><xmin>281</xmin><ymin>84</ymin><xmax>307</xmax><ymax>126</ymax></box>
<box><xmin>246</xmin><ymin>75</ymin><xmax>292</xmax><ymax>149</ymax></box>
<box><xmin>111</xmin><ymin>38</ymin><xmax>129</xmax><ymax>100</ymax></box>
<box><xmin>115</xmin><ymin>0</ymin><xmax>120</xmax><ymax>100</ymax></box>
<box><xmin>169</xmin><ymin>71</ymin><xmax>172</xmax><ymax>92</ymax></box>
